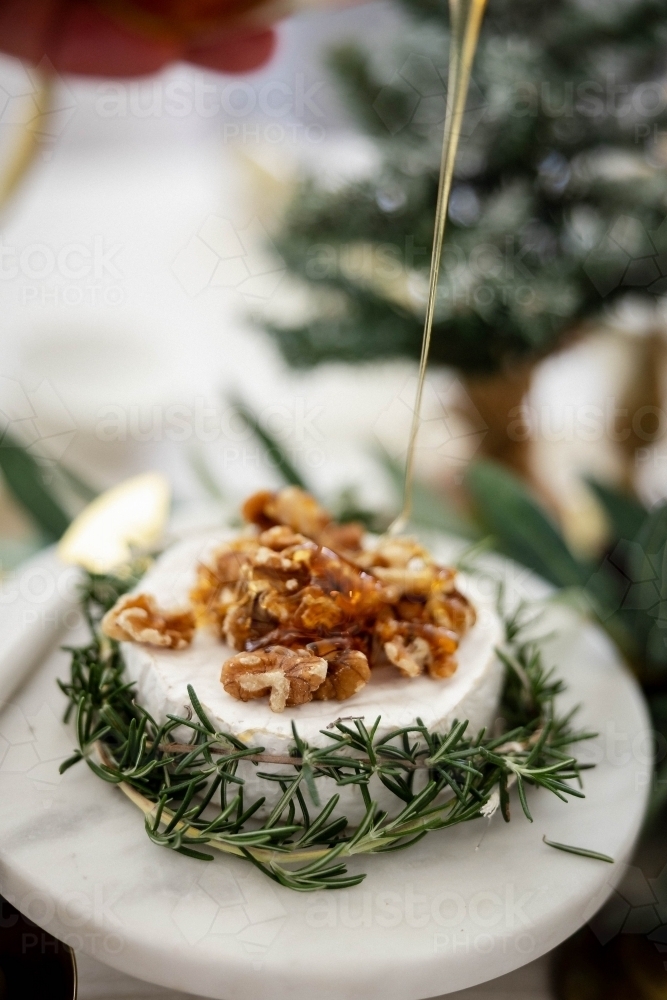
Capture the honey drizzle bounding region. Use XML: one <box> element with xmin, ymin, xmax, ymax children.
<box><xmin>390</xmin><ymin>0</ymin><xmax>488</xmax><ymax>534</ymax></box>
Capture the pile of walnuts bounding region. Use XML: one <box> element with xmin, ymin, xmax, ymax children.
<box><xmin>103</xmin><ymin>488</ymin><xmax>476</xmax><ymax>713</ymax></box>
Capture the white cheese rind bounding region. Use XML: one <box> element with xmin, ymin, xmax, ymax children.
<box><xmin>122</xmin><ymin>533</ymin><xmax>504</xmax><ymax>821</ymax></box>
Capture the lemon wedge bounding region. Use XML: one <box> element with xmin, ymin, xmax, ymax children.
<box><xmin>58</xmin><ymin>472</ymin><xmax>170</xmax><ymax>573</ymax></box>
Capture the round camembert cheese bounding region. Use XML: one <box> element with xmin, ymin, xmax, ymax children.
<box><xmin>122</xmin><ymin>532</ymin><xmax>504</xmax><ymax>821</ymax></box>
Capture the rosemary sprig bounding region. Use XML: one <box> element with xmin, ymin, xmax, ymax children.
<box><xmin>57</xmin><ymin>573</ymin><xmax>594</xmax><ymax>891</ymax></box>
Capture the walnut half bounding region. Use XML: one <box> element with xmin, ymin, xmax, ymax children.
<box><xmin>311</xmin><ymin>647</ymin><xmax>371</xmax><ymax>701</ymax></box>
<box><xmin>243</xmin><ymin>487</ymin><xmax>364</xmax><ymax>556</ymax></box>
<box><xmin>221</xmin><ymin>646</ymin><xmax>327</xmax><ymax>713</ymax></box>
<box><xmin>384</xmin><ymin>636</ymin><xmax>431</xmax><ymax>678</ymax></box>
<box><xmin>101</xmin><ymin>594</ymin><xmax>195</xmax><ymax>650</ymax></box>
<box><xmin>242</xmin><ymin>486</ymin><xmax>331</xmax><ymax>538</ymax></box>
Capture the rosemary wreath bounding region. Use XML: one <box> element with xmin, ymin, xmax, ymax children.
<box><xmin>57</xmin><ymin>568</ymin><xmax>598</xmax><ymax>891</ymax></box>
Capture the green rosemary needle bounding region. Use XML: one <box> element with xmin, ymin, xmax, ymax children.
<box><xmin>543</xmin><ymin>836</ymin><xmax>614</xmax><ymax>863</ymax></box>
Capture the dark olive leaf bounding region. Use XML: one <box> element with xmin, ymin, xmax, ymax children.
<box><xmin>627</xmin><ymin>503</ymin><xmax>667</xmax><ymax>622</ymax></box>
<box><xmin>0</xmin><ymin>434</ymin><xmax>70</xmax><ymax>540</ymax></box>
<box><xmin>620</xmin><ymin>502</ymin><xmax>667</xmax><ymax>673</ymax></box>
<box><xmin>56</xmin><ymin>463</ymin><xmax>98</xmax><ymax>504</ymax></box>
<box><xmin>465</xmin><ymin>460</ymin><xmax>588</xmax><ymax>589</ymax></box>
<box><xmin>633</xmin><ymin>502</ymin><xmax>667</xmax><ymax>559</ymax></box>
<box><xmin>586</xmin><ymin>479</ymin><xmax>646</xmax><ymax>545</ymax></box>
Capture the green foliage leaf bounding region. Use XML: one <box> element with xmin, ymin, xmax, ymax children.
<box><xmin>465</xmin><ymin>460</ymin><xmax>588</xmax><ymax>588</ymax></box>
<box><xmin>586</xmin><ymin>479</ymin><xmax>646</xmax><ymax>544</ymax></box>
<box><xmin>622</xmin><ymin>502</ymin><xmax>667</xmax><ymax>672</ymax></box>
<box><xmin>0</xmin><ymin>433</ymin><xmax>70</xmax><ymax>540</ymax></box>
<box><xmin>632</xmin><ymin>502</ymin><xmax>667</xmax><ymax>563</ymax></box>
<box><xmin>55</xmin><ymin>463</ymin><xmax>98</xmax><ymax>504</ymax></box>
<box><xmin>327</xmin><ymin>45</ymin><xmax>390</xmax><ymax>137</ymax></box>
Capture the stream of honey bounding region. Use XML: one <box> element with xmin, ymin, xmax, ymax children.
<box><xmin>390</xmin><ymin>0</ymin><xmax>488</xmax><ymax>534</ymax></box>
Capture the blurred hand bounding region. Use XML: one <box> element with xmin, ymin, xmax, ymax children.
<box><xmin>0</xmin><ymin>0</ymin><xmax>277</xmax><ymax>76</ymax></box>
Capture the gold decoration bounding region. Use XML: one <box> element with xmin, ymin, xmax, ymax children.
<box><xmin>0</xmin><ymin>71</ymin><xmax>52</xmax><ymax>217</ymax></box>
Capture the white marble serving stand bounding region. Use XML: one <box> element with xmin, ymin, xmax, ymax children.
<box><xmin>0</xmin><ymin>548</ymin><xmax>651</xmax><ymax>1000</ymax></box>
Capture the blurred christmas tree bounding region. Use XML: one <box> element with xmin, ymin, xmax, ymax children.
<box><xmin>265</xmin><ymin>0</ymin><xmax>667</xmax><ymax>479</ymax></box>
